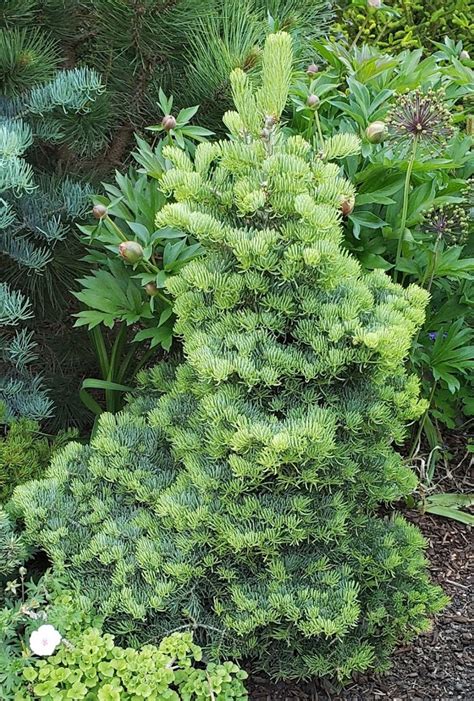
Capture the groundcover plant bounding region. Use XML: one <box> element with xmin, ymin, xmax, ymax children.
<box><xmin>13</xmin><ymin>32</ymin><xmax>447</xmax><ymax>683</ymax></box>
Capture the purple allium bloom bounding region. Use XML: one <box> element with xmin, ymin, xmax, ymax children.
<box><xmin>423</xmin><ymin>204</ymin><xmax>469</xmax><ymax>245</ymax></box>
<box><xmin>386</xmin><ymin>89</ymin><xmax>453</xmax><ymax>156</ymax></box>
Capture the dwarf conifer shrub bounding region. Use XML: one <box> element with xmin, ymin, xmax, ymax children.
<box><xmin>14</xmin><ymin>33</ymin><xmax>447</xmax><ymax>682</ymax></box>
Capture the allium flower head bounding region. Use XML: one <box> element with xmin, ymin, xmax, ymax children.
<box><xmin>386</xmin><ymin>89</ymin><xmax>454</xmax><ymax>156</ymax></box>
<box><xmin>423</xmin><ymin>204</ymin><xmax>469</xmax><ymax>245</ymax></box>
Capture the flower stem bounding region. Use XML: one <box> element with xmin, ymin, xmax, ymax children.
<box><xmin>313</xmin><ymin>109</ymin><xmax>324</xmax><ymax>149</ymax></box>
<box><xmin>409</xmin><ymin>379</ymin><xmax>438</xmax><ymax>461</ymax></box>
<box><xmin>394</xmin><ymin>142</ymin><xmax>417</xmax><ymax>283</ymax></box>
<box><xmin>421</xmin><ymin>234</ymin><xmax>442</xmax><ymax>292</ymax></box>
<box><xmin>350</xmin><ymin>16</ymin><xmax>370</xmax><ymax>50</ymax></box>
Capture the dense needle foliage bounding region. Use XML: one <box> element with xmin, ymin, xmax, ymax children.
<box><xmin>13</xmin><ymin>33</ymin><xmax>447</xmax><ymax>681</ymax></box>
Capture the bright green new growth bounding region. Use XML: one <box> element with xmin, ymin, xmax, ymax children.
<box><xmin>14</xmin><ymin>33</ymin><xmax>447</xmax><ymax>681</ymax></box>
<box><xmin>22</xmin><ymin>630</ymin><xmax>248</xmax><ymax>701</ymax></box>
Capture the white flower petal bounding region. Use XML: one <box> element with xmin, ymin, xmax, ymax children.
<box><xmin>29</xmin><ymin>624</ymin><xmax>62</xmax><ymax>657</ymax></box>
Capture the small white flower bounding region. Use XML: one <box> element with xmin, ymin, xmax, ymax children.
<box><xmin>368</xmin><ymin>0</ymin><xmax>382</xmax><ymax>7</ymax></box>
<box><xmin>29</xmin><ymin>624</ymin><xmax>62</xmax><ymax>656</ymax></box>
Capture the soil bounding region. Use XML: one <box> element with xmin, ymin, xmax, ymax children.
<box><xmin>248</xmin><ymin>435</ymin><xmax>473</xmax><ymax>701</ymax></box>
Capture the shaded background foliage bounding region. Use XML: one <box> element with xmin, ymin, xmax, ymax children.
<box><xmin>333</xmin><ymin>0</ymin><xmax>473</xmax><ymax>53</ymax></box>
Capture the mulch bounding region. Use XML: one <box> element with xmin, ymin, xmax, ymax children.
<box><xmin>248</xmin><ymin>434</ymin><xmax>473</xmax><ymax>701</ymax></box>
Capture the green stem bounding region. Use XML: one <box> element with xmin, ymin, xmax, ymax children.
<box><xmin>90</xmin><ymin>326</ymin><xmax>109</xmax><ymax>377</ymax></box>
<box><xmin>350</xmin><ymin>15</ymin><xmax>370</xmax><ymax>50</ymax></box>
<box><xmin>133</xmin><ymin>346</ymin><xmax>157</xmax><ymax>375</ymax></box>
<box><xmin>313</xmin><ymin>109</ymin><xmax>324</xmax><ymax>150</ymax></box>
<box><xmin>107</xmin><ymin>324</ymin><xmax>128</xmax><ymax>412</ymax></box>
<box><xmin>410</xmin><ymin>236</ymin><xmax>441</xmax><ymax>355</ymax></box>
<box><xmin>421</xmin><ymin>234</ymin><xmax>442</xmax><ymax>293</ymax></box>
<box><xmin>409</xmin><ymin>379</ymin><xmax>438</xmax><ymax>460</ymax></box>
<box><xmin>394</xmin><ymin>142</ymin><xmax>417</xmax><ymax>283</ymax></box>
<box><xmin>105</xmin><ymin>215</ymin><xmax>130</xmax><ymax>243</ymax></box>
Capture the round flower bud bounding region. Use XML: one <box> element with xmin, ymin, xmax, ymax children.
<box><xmin>366</xmin><ymin>120</ymin><xmax>386</xmax><ymax>143</ymax></box>
<box><xmin>119</xmin><ymin>241</ymin><xmax>144</xmax><ymax>264</ymax></box>
<box><xmin>306</xmin><ymin>94</ymin><xmax>320</xmax><ymax>108</ymax></box>
<box><xmin>92</xmin><ymin>204</ymin><xmax>108</xmax><ymax>220</ymax></box>
<box><xmin>367</xmin><ymin>0</ymin><xmax>381</xmax><ymax>8</ymax></box>
<box><xmin>341</xmin><ymin>196</ymin><xmax>355</xmax><ymax>217</ymax></box>
<box><xmin>145</xmin><ymin>282</ymin><xmax>158</xmax><ymax>296</ymax></box>
<box><xmin>161</xmin><ymin>115</ymin><xmax>177</xmax><ymax>131</ymax></box>
<box><xmin>460</xmin><ymin>50</ymin><xmax>470</xmax><ymax>61</ymax></box>
<box><xmin>306</xmin><ymin>63</ymin><xmax>319</xmax><ymax>76</ymax></box>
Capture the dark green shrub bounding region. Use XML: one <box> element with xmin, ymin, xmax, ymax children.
<box><xmin>13</xmin><ymin>33</ymin><xmax>447</xmax><ymax>682</ymax></box>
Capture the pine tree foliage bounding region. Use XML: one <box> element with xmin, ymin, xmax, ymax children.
<box><xmin>0</xmin><ymin>25</ymin><xmax>105</xmax><ymax>421</ymax></box>
<box><xmin>183</xmin><ymin>0</ymin><xmax>333</xmax><ymax>130</ymax></box>
<box><xmin>0</xmin><ymin>284</ymin><xmax>53</xmax><ymax>421</ymax></box>
<box><xmin>13</xmin><ymin>33</ymin><xmax>447</xmax><ymax>681</ymax></box>
<box><xmin>3</xmin><ymin>1</ymin><xmax>334</xmax><ymax>158</ymax></box>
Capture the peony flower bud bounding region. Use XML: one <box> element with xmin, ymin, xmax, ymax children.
<box><xmin>92</xmin><ymin>204</ymin><xmax>108</xmax><ymax>220</ymax></box>
<box><xmin>367</xmin><ymin>0</ymin><xmax>381</xmax><ymax>7</ymax></box>
<box><xmin>119</xmin><ymin>241</ymin><xmax>144</xmax><ymax>264</ymax></box>
<box><xmin>460</xmin><ymin>50</ymin><xmax>470</xmax><ymax>61</ymax></box>
<box><xmin>366</xmin><ymin>120</ymin><xmax>386</xmax><ymax>143</ymax></box>
<box><xmin>161</xmin><ymin>115</ymin><xmax>177</xmax><ymax>131</ymax></box>
<box><xmin>306</xmin><ymin>94</ymin><xmax>320</xmax><ymax>108</ymax></box>
<box><xmin>145</xmin><ymin>282</ymin><xmax>158</xmax><ymax>296</ymax></box>
<box><xmin>341</xmin><ymin>197</ymin><xmax>355</xmax><ymax>217</ymax></box>
<box><xmin>306</xmin><ymin>63</ymin><xmax>319</xmax><ymax>76</ymax></box>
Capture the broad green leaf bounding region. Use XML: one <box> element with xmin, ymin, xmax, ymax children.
<box><xmin>82</xmin><ymin>379</ymin><xmax>133</xmax><ymax>392</ymax></box>
<box><xmin>423</xmin><ymin>504</ymin><xmax>474</xmax><ymax>526</ymax></box>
